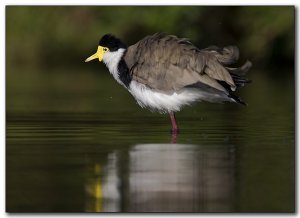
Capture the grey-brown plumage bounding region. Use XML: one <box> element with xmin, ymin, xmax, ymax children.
<box><xmin>124</xmin><ymin>33</ymin><xmax>251</xmax><ymax>95</ymax></box>
<box><xmin>86</xmin><ymin>33</ymin><xmax>251</xmax><ymax>133</ymax></box>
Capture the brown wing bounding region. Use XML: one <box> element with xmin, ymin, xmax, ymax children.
<box><xmin>124</xmin><ymin>33</ymin><xmax>249</xmax><ymax>93</ymax></box>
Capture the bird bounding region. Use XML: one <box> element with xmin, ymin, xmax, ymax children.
<box><xmin>85</xmin><ymin>33</ymin><xmax>251</xmax><ymax>133</ymax></box>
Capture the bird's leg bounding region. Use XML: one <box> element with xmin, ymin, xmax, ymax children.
<box><xmin>169</xmin><ymin>112</ymin><xmax>179</xmax><ymax>134</ymax></box>
<box><xmin>170</xmin><ymin>131</ymin><xmax>177</xmax><ymax>144</ymax></box>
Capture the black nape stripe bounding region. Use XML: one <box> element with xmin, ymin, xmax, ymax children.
<box><xmin>118</xmin><ymin>59</ymin><xmax>132</xmax><ymax>87</ymax></box>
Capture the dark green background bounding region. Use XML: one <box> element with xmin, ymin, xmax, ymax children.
<box><xmin>6</xmin><ymin>6</ymin><xmax>295</xmax><ymax>212</ymax></box>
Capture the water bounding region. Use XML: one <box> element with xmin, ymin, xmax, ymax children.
<box><xmin>6</xmin><ymin>67</ymin><xmax>295</xmax><ymax>212</ymax></box>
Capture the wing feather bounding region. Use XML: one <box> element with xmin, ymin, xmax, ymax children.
<box><xmin>124</xmin><ymin>33</ymin><xmax>250</xmax><ymax>93</ymax></box>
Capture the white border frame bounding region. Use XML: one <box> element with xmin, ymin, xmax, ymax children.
<box><xmin>1</xmin><ymin>1</ymin><xmax>298</xmax><ymax>218</ymax></box>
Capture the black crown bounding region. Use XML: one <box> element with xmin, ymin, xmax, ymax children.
<box><xmin>99</xmin><ymin>34</ymin><xmax>127</xmax><ymax>51</ymax></box>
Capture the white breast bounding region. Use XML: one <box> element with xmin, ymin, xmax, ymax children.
<box><xmin>129</xmin><ymin>80</ymin><xmax>230</xmax><ymax>113</ymax></box>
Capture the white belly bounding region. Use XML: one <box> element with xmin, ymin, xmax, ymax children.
<box><xmin>129</xmin><ymin>80</ymin><xmax>229</xmax><ymax>113</ymax></box>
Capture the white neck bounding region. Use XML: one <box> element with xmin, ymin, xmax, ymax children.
<box><xmin>102</xmin><ymin>48</ymin><xmax>126</xmax><ymax>85</ymax></box>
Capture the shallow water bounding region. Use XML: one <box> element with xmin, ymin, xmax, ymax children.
<box><xmin>6</xmin><ymin>67</ymin><xmax>295</xmax><ymax>212</ymax></box>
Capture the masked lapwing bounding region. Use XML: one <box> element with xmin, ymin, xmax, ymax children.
<box><xmin>85</xmin><ymin>33</ymin><xmax>251</xmax><ymax>133</ymax></box>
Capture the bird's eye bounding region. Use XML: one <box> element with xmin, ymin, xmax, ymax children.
<box><xmin>103</xmin><ymin>48</ymin><xmax>108</xmax><ymax>52</ymax></box>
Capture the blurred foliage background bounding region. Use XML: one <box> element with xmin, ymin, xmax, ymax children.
<box><xmin>6</xmin><ymin>6</ymin><xmax>294</xmax><ymax>70</ymax></box>
<box><xmin>6</xmin><ymin>6</ymin><xmax>295</xmax><ymax>114</ymax></box>
<box><xmin>6</xmin><ymin>6</ymin><xmax>295</xmax><ymax>212</ymax></box>
<box><xmin>6</xmin><ymin>6</ymin><xmax>295</xmax><ymax>116</ymax></box>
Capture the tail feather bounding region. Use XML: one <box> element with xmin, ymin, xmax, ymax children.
<box><xmin>203</xmin><ymin>45</ymin><xmax>252</xmax><ymax>106</ymax></box>
<box><xmin>228</xmin><ymin>93</ymin><xmax>247</xmax><ymax>106</ymax></box>
<box><xmin>231</xmin><ymin>73</ymin><xmax>252</xmax><ymax>87</ymax></box>
<box><xmin>226</xmin><ymin>60</ymin><xmax>252</xmax><ymax>75</ymax></box>
<box><xmin>204</xmin><ymin>45</ymin><xmax>240</xmax><ymax>65</ymax></box>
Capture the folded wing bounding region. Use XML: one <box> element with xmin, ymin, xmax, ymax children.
<box><xmin>124</xmin><ymin>33</ymin><xmax>251</xmax><ymax>94</ymax></box>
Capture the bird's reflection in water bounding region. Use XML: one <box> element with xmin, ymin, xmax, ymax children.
<box><xmin>85</xmin><ymin>152</ymin><xmax>120</xmax><ymax>212</ymax></box>
<box><xmin>85</xmin><ymin>143</ymin><xmax>235</xmax><ymax>212</ymax></box>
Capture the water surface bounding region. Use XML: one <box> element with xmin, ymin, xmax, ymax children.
<box><xmin>6</xmin><ymin>67</ymin><xmax>295</xmax><ymax>212</ymax></box>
